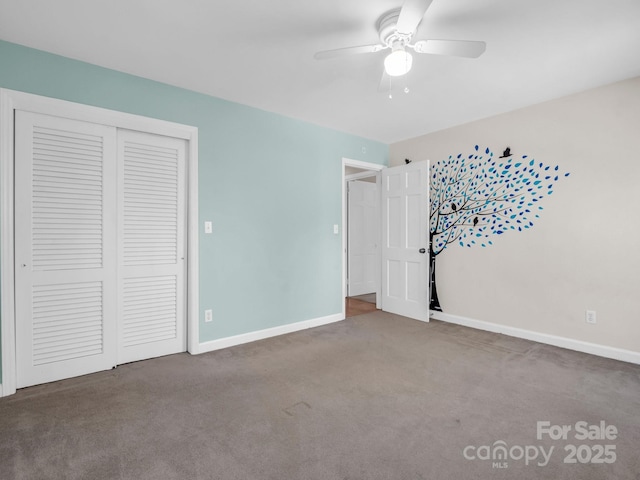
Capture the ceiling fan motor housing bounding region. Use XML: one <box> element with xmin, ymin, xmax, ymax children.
<box><xmin>378</xmin><ymin>9</ymin><xmax>413</xmax><ymax>48</ymax></box>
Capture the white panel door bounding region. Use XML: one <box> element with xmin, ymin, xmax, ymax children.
<box><xmin>381</xmin><ymin>161</ymin><xmax>429</xmax><ymax>322</ymax></box>
<box><xmin>14</xmin><ymin>111</ymin><xmax>118</xmax><ymax>388</ymax></box>
<box><xmin>117</xmin><ymin>130</ymin><xmax>186</xmax><ymax>364</ymax></box>
<box><xmin>347</xmin><ymin>180</ymin><xmax>378</xmax><ymax>296</ymax></box>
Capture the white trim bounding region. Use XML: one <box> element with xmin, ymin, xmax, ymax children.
<box><xmin>187</xmin><ymin>131</ymin><xmax>200</xmax><ymax>354</ymax></box>
<box><xmin>194</xmin><ymin>313</ymin><xmax>344</xmax><ymax>354</ymax></box>
<box><xmin>0</xmin><ymin>383</ymin><xmax>3</xmax><ymax>397</ymax></box>
<box><xmin>0</xmin><ymin>88</ymin><xmax>200</xmax><ymax>396</ymax></box>
<box><xmin>341</xmin><ymin>157</ymin><xmax>385</xmax><ymax>314</ymax></box>
<box><xmin>344</xmin><ymin>158</ymin><xmax>386</xmax><ymax>171</ymax></box>
<box><xmin>431</xmin><ymin>311</ymin><xmax>640</xmax><ymax>365</ymax></box>
<box><xmin>1</xmin><ymin>89</ymin><xmax>17</xmax><ymax>396</ymax></box>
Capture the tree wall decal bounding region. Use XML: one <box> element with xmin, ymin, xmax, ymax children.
<box><xmin>429</xmin><ymin>145</ymin><xmax>570</xmax><ymax>311</ymax></box>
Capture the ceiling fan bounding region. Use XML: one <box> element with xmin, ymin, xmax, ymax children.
<box><xmin>314</xmin><ymin>0</ymin><xmax>486</xmax><ymax>84</ymax></box>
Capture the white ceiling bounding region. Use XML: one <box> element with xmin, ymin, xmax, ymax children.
<box><xmin>1</xmin><ymin>0</ymin><xmax>639</xmax><ymax>144</ymax></box>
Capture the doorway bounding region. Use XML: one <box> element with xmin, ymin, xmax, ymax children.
<box><xmin>342</xmin><ymin>158</ymin><xmax>384</xmax><ymax>317</ymax></box>
<box><xmin>341</xmin><ymin>158</ymin><xmax>430</xmax><ymax>322</ymax></box>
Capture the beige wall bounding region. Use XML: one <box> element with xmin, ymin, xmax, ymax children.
<box><xmin>390</xmin><ymin>77</ymin><xmax>640</xmax><ymax>354</ymax></box>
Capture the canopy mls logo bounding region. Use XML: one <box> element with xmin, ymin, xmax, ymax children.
<box><xmin>463</xmin><ymin>420</ymin><xmax>618</xmax><ymax>469</ymax></box>
<box><xmin>463</xmin><ymin>441</ymin><xmax>553</xmax><ymax>468</ymax></box>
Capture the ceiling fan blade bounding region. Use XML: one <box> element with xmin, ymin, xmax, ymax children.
<box><xmin>396</xmin><ymin>0</ymin><xmax>434</xmax><ymax>34</ymax></box>
<box><xmin>412</xmin><ymin>39</ymin><xmax>486</xmax><ymax>58</ymax></box>
<box><xmin>314</xmin><ymin>44</ymin><xmax>385</xmax><ymax>60</ymax></box>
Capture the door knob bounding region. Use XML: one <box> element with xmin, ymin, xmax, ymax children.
<box><xmin>419</xmin><ymin>248</ymin><xmax>426</xmax><ymax>254</ymax></box>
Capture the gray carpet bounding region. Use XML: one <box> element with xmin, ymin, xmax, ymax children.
<box><xmin>1</xmin><ymin>311</ymin><xmax>639</xmax><ymax>480</ymax></box>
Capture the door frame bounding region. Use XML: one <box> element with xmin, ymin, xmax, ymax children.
<box><xmin>0</xmin><ymin>89</ymin><xmax>200</xmax><ymax>397</ymax></box>
<box><xmin>341</xmin><ymin>158</ymin><xmax>384</xmax><ymax>317</ymax></box>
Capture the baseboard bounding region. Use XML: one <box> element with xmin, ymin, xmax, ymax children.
<box><xmin>431</xmin><ymin>311</ymin><xmax>640</xmax><ymax>366</ymax></box>
<box><xmin>193</xmin><ymin>313</ymin><xmax>344</xmax><ymax>355</ymax></box>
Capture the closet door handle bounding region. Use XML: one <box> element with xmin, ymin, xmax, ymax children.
<box><xmin>419</xmin><ymin>248</ymin><xmax>426</xmax><ymax>254</ymax></box>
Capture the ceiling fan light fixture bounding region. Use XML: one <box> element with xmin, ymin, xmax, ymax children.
<box><xmin>384</xmin><ymin>48</ymin><xmax>413</xmax><ymax>77</ymax></box>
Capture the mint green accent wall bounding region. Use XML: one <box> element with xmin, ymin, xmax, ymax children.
<box><xmin>0</xmin><ymin>40</ymin><xmax>389</xmax><ymax>381</ymax></box>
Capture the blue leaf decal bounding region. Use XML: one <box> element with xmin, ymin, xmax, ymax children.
<box><xmin>430</xmin><ymin>145</ymin><xmax>565</xmax><ymax>255</ymax></box>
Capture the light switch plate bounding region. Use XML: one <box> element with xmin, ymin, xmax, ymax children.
<box><xmin>204</xmin><ymin>221</ymin><xmax>212</xmax><ymax>234</ymax></box>
<box><xmin>333</xmin><ymin>224</ymin><xmax>339</xmax><ymax>234</ymax></box>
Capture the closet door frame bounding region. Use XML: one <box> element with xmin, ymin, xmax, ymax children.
<box><xmin>0</xmin><ymin>89</ymin><xmax>200</xmax><ymax>397</ymax></box>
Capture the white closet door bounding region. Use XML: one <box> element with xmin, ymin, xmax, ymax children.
<box><xmin>14</xmin><ymin>111</ymin><xmax>118</xmax><ymax>388</ymax></box>
<box><xmin>348</xmin><ymin>180</ymin><xmax>378</xmax><ymax>296</ymax></box>
<box><xmin>117</xmin><ymin>130</ymin><xmax>186</xmax><ymax>364</ymax></box>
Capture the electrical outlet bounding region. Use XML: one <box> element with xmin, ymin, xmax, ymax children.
<box><xmin>204</xmin><ymin>309</ymin><xmax>213</xmax><ymax>323</ymax></box>
<box><xmin>585</xmin><ymin>310</ymin><xmax>597</xmax><ymax>324</ymax></box>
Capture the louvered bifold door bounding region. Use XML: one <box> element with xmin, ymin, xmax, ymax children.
<box><xmin>14</xmin><ymin>111</ymin><xmax>118</xmax><ymax>388</ymax></box>
<box><xmin>117</xmin><ymin>130</ymin><xmax>186</xmax><ymax>364</ymax></box>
